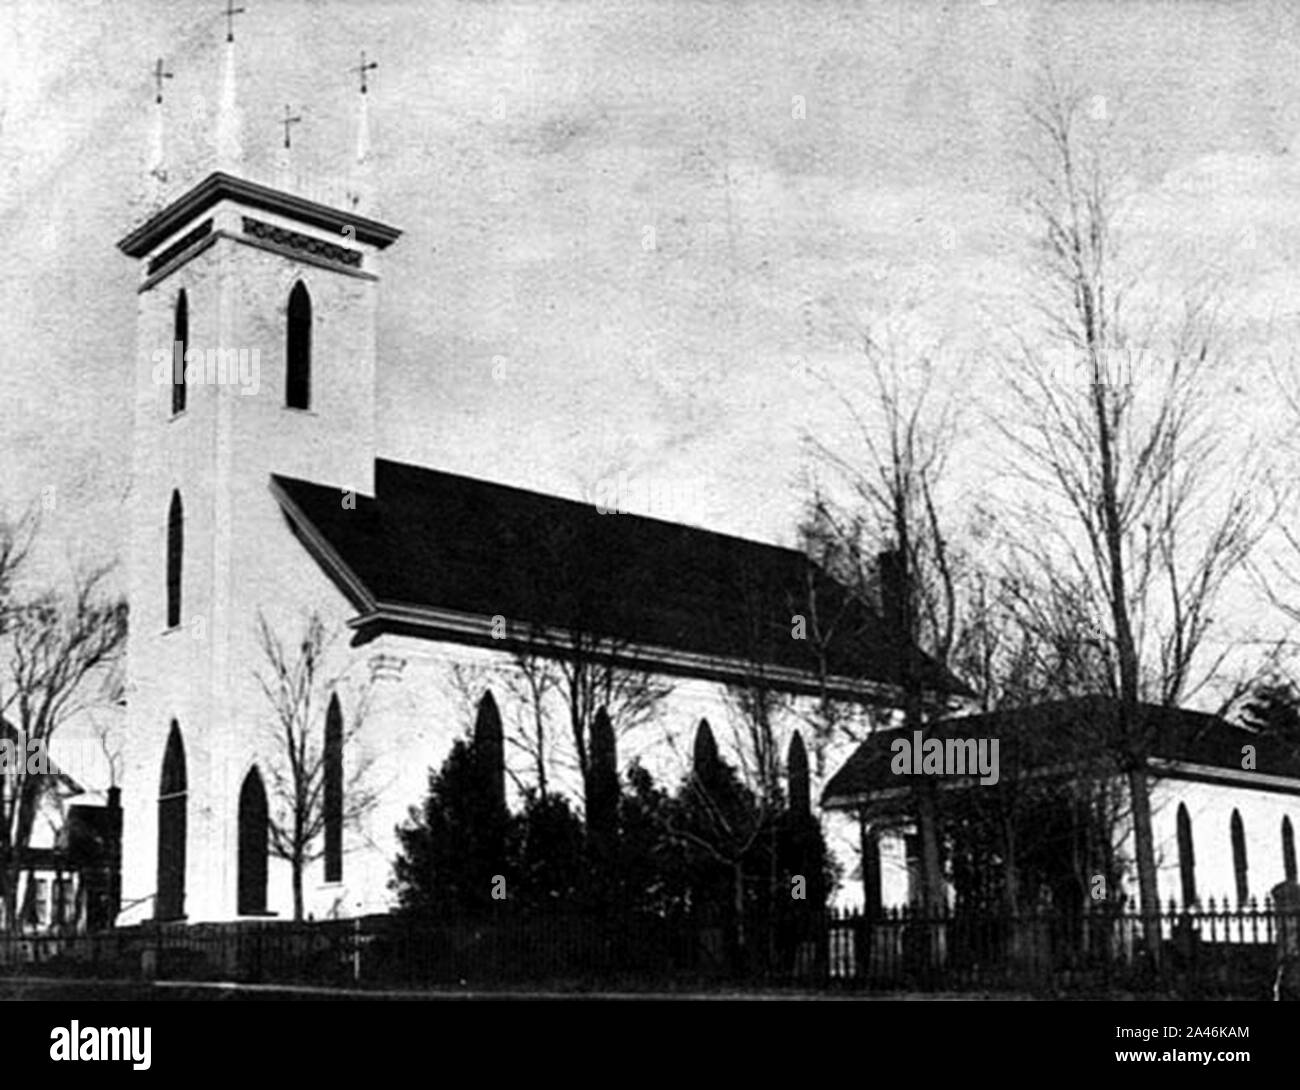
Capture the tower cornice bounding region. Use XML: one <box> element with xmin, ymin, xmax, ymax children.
<box><xmin>117</xmin><ymin>171</ymin><xmax>402</xmax><ymax>258</ymax></box>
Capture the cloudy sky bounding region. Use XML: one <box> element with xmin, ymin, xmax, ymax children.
<box><xmin>2</xmin><ymin>0</ymin><xmax>1298</xmax><ymax>659</ymax></box>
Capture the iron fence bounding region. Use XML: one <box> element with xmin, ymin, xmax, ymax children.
<box><xmin>0</xmin><ymin>899</ymin><xmax>1295</xmax><ymax>995</ymax></box>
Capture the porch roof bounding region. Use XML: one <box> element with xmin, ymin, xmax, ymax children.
<box><xmin>821</xmin><ymin>695</ymin><xmax>1300</xmax><ymax>810</ymax></box>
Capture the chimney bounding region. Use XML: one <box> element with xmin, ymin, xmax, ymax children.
<box><xmin>106</xmin><ymin>786</ymin><xmax>123</xmax><ymax>927</ymax></box>
<box><xmin>877</xmin><ymin>549</ymin><xmax>906</xmax><ymax>637</ymax></box>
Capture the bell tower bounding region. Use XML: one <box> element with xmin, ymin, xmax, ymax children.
<box><xmin>116</xmin><ymin>29</ymin><xmax>401</xmax><ymax>923</ymax></box>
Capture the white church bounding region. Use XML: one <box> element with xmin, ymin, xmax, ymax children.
<box><xmin>112</xmin><ymin>31</ymin><xmax>956</xmax><ymax>926</ymax></box>
<box><xmin>109</xmin><ymin>27</ymin><xmax>1300</xmax><ymax>935</ymax></box>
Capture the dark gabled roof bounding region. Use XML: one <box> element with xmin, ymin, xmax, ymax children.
<box><xmin>821</xmin><ymin>695</ymin><xmax>1300</xmax><ymax>808</ymax></box>
<box><xmin>271</xmin><ymin>458</ymin><xmax>968</xmax><ymax>697</ymax></box>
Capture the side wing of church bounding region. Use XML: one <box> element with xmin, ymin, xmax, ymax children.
<box><xmin>113</xmin><ymin>36</ymin><xmax>966</xmax><ymax>926</ymax></box>
<box><xmin>822</xmin><ymin>698</ymin><xmax>1300</xmax><ymax>914</ymax></box>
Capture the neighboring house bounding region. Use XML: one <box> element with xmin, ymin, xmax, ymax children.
<box><xmin>0</xmin><ymin>721</ymin><xmax>123</xmax><ymax>935</ymax></box>
<box><xmin>13</xmin><ymin>793</ymin><xmax>124</xmax><ymax>935</ymax></box>
<box><xmin>822</xmin><ymin>696</ymin><xmax>1300</xmax><ymax>915</ymax></box>
<box><xmin>114</xmin><ymin>37</ymin><xmax>969</xmax><ymax>924</ymax></box>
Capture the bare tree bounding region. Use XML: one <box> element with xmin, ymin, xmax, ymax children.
<box><xmin>949</xmin><ymin>554</ymin><xmax>1135</xmax><ymax>917</ymax></box>
<box><xmin>804</xmin><ymin>302</ymin><xmax>967</xmax><ymax>914</ymax></box>
<box><xmin>507</xmin><ymin>637</ymin><xmax>671</xmax><ymax>813</ymax></box>
<box><xmin>447</xmin><ymin>661</ymin><xmax>551</xmax><ymax>798</ymax></box>
<box><xmin>722</xmin><ymin>569</ymin><xmax>801</xmax><ymax>966</ymax></box>
<box><xmin>0</xmin><ymin>507</ymin><xmax>34</xmax><ymax>625</ymax></box>
<box><xmin>254</xmin><ymin>611</ymin><xmax>378</xmax><ymax>920</ymax></box>
<box><xmin>794</xmin><ymin>497</ymin><xmax>889</xmax><ymax>766</ymax></box>
<box><xmin>1251</xmin><ymin>355</ymin><xmax>1300</xmax><ymax>677</ymax></box>
<box><xmin>651</xmin><ymin>560</ymin><xmax>824</xmax><ymax>969</ymax></box>
<box><xmin>504</xmin><ymin>519</ymin><xmax>672</xmax><ymax>814</ymax></box>
<box><xmin>0</xmin><ymin>558</ymin><xmax>126</xmax><ymax>933</ymax></box>
<box><xmin>500</xmin><ymin>658</ymin><xmax>556</xmax><ymax>797</ymax></box>
<box><xmin>999</xmin><ymin>71</ymin><xmax>1261</xmax><ymax>962</ymax></box>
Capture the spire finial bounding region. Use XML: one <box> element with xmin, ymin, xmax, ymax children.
<box><xmin>146</xmin><ymin>60</ymin><xmax>170</xmax><ymax>197</ymax></box>
<box><xmin>347</xmin><ymin>55</ymin><xmax>376</xmax><ymax>210</ymax></box>
<box><xmin>223</xmin><ymin>0</ymin><xmax>246</xmax><ymax>43</ymax></box>
<box><xmin>281</xmin><ymin>104</ymin><xmax>303</xmax><ymax>150</ymax></box>
<box><xmin>153</xmin><ymin>58</ymin><xmax>174</xmax><ymax>105</ymax></box>
<box><xmin>215</xmin><ymin>21</ymin><xmax>243</xmax><ymax>171</ymax></box>
<box><xmin>351</xmin><ymin>50</ymin><xmax>378</xmax><ymax>95</ymax></box>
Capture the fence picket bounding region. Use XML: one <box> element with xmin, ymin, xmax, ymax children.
<box><xmin>0</xmin><ymin>899</ymin><xmax>1295</xmax><ymax>996</ymax></box>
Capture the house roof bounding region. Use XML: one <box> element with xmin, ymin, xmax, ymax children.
<box><xmin>821</xmin><ymin>695</ymin><xmax>1300</xmax><ymax>809</ymax></box>
<box><xmin>270</xmin><ymin>458</ymin><xmax>969</xmax><ymax>698</ymax></box>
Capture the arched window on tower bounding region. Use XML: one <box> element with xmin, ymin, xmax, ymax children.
<box><xmin>1176</xmin><ymin>803</ymin><xmax>1197</xmax><ymax>908</ymax></box>
<box><xmin>156</xmin><ymin>721</ymin><xmax>187</xmax><ymax>921</ymax></box>
<box><xmin>166</xmin><ymin>491</ymin><xmax>183</xmax><ymax>629</ymax></box>
<box><xmin>285</xmin><ymin>281</ymin><xmax>312</xmax><ymax>410</ymax></box>
<box><xmin>323</xmin><ymin>694</ymin><xmax>343</xmax><ymax>882</ymax></box>
<box><xmin>1284</xmin><ymin>816</ymin><xmax>1297</xmax><ymax>885</ymax></box>
<box><xmin>237</xmin><ymin>767</ymin><xmax>268</xmax><ymax>915</ymax></box>
<box><xmin>172</xmin><ymin>290</ymin><xmax>188</xmax><ymax>415</ymax></box>
<box><xmin>1231</xmin><ymin>809</ymin><xmax>1249</xmax><ymax>905</ymax></box>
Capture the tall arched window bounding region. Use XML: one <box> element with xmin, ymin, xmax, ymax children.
<box><xmin>285</xmin><ymin>281</ymin><xmax>312</xmax><ymax>410</ymax></box>
<box><xmin>172</xmin><ymin>290</ymin><xmax>188</xmax><ymax>415</ymax></box>
<box><xmin>1284</xmin><ymin>816</ymin><xmax>1297</xmax><ymax>885</ymax></box>
<box><xmin>166</xmin><ymin>491</ymin><xmax>183</xmax><ymax>629</ymax></box>
<box><xmin>323</xmin><ymin>694</ymin><xmax>343</xmax><ymax>882</ymax></box>
<box><xmin>237</xmin><ymin>767</ymin><xmax>269</xmax><ymax>915</ymax></box>
<box><xmin>156</xmin><ymin>721</ymin><xmax>187</xmax><ymax>921</ymax></box>
<box><xmin>1176</xmin><ymin>803</ymin><xmax>1197</xmax><ymax>908</ymax></box>
<box><xmin>1231</xmin><ymin>809</ymin><xmax>1249</xmax><ymax>905</ymax></box>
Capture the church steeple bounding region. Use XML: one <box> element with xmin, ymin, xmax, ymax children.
<box><xmin>214</xmin><ymin>5</ymin><xmax>246</xmax><ymax>173</ymax></box>
<box><xmin>118</xmin><ymin>9</ymin><xmax>402</xmax><ymax>928</ymax></box>
<box><xmin>145</xmin><ymin>58</ymin><xmax>172</xmax><ymax>212</ymax></box>
<box><xmin>347</xmin><ymin>51</ymin><xmax>378</xmax><ymax>211</ymax></box>
<box><xmin>275</xmin><ymin>104</ymin><xmax>302</xmax><ymax>190</ymax></box>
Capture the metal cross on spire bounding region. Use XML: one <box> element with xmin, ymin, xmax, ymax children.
<box><xmin>153</xmin><ymin>58</ymin><xmax>174</xmax><ymax>104</ymax></box>
<box><xmin>223</xmin><ymin>0</ymin><xmax>246</xmax><ymax>43</ymax></box>
<box><xmin>281</xmin><ymin>104</ymin><xmax>303</xmax><ymax>149</ymax></box>
<box><xmin>350</xmin><ymin>50</ymin><xmax>378</xmax><ymax>94</ymax></box>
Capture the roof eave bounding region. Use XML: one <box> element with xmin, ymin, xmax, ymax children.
<box><xmin>268</xmin><ymin>478</ymin><xmax>379</xmax><ymax>614</ymax></box>
<box><xmin>118</xmin><ymin>171</ymin><xmax>402</xmax><ymax>257</ymax></box>
<box><xmin>350</xmin><ymin>601</ymin><xmax>910</xmax><ymax>703</ymax></box>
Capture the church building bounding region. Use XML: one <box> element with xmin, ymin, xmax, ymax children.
<box><xmin>114</xmin><ymin>30</ymin><xmax>961</xmax><ymax>925</ymax></box>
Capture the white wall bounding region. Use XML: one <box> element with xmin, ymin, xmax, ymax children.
<box><xmin>1148</xmin><ymin>776</ymin><xmax>1300</xmax><ymax>908</ymax></box>
<box><xmin>287</xmin><ymin>636</ymin><xmax>883</xmax><ymax>921</ymax></box>
<box><xmin>856</xmin><ymin>770</ymin><xmax>1300</xmax><ymax>915</ymax></box>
